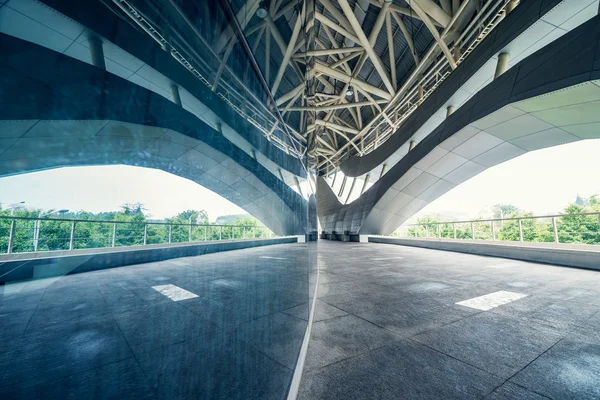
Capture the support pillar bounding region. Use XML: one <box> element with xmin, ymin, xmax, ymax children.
<box><xmin>171</xmin><ymin>84</ymin><xmax>182</xmax><ymax>107</ymax></box>
<box><xmin>494</xmin><ymin>53</ymin><xmax>510</xmax><ymax>79</ymax></box>
<box><xmin>88</xmin><ymin>36</ymin><xmax>106</xmax><ymax>70</ymax></box>
<box><xmin>409</xmin><ymin>140</ymin><xmax>416</xmax><ymax>151</ymax></box>
<box><xmin>417</xmin><ymin>84</ymin><xmax>424</xmax><ymax>103</ymax></box>
<box><xmin>446</xmin><ymin>106</ymin><xmax>455</xmax><ymax>117</ymax></box>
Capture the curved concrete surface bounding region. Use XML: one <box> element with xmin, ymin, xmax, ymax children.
<box><xmin>337</xmin><ymin>0</ymin><xmax>597</xmax><ymax>181</ymax></box>
<box><xmin>318</xmin><ymin>15</ymin><xmax>600</xmax><ymax>235</ymax></box>
<box><xmin>0</xmin><ymin>34</ymin><xmax>307</xmax><ymax>236</ymax></box>
<box><xmin>0</xmin><ymin>0</ymin><xmax>307</xmax><ymax>179</ymax></box>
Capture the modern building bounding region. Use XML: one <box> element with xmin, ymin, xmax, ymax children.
<box><xmin>1</xmin><ymin>0</ymin><xmax>600</xmax><ymax>399</ymax></box>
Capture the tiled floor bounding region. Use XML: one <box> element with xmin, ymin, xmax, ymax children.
<box><xmin>2</xmin><ymin>241</ymin><xmax>600</xmax><ymax>399</ymax></box>
<box><xmin>299</xmin><ymin>241</ymin><xmax>600</xmax><ymax>400</ymax></box>
<box><xmin>0</xmin><ymin>243</ymin><xmax>313</xmax><ymax>400</ymax></box>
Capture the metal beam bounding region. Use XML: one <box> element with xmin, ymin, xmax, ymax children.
<box><xmin>312</xmin><ymin>62</ymin><xmax>393</xmax><ymax>100</ymax></box>
<box><xmin>337</xmin><ymin>0</ymin><xmax>395</xmax><ymax>95</ymax></box>
<box><xmin>271</xmin><ymin>11</ymin><xmax>302</xmax><ymax>95</ymax></box>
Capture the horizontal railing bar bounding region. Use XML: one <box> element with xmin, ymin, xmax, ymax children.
<box><xmin>0</xmin><ymin>215</ymin><xmax>268</xmax><ymax>229</ymax></box>
<box><xmin>402</xmin><ymin>211</ymin><xmax>600</xmax><ymax>227</ymax></box>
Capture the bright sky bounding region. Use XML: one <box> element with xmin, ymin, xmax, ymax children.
<box><xmin>0</xmin><ymin>140</ymin><xmax>599</xmax><ymax>223</ymax></box>
<box><xmin>0</xmin><ymin>165</ymin><xmax>245</xmax><ymax>221</ymax></box>
<box><xmin>410</xmin><ymin>139</ymin><xmax>600</xmax><ymax>222</ymax></box>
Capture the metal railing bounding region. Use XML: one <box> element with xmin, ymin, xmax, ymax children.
<box><xmin>0</xmin><ymin>216</ymin><xmax>274</xmax><ymax>255</ymax></box>
<box><xmin>392</xmin><ymin>212</ymin><xmax>600</xmax><ymax>245</ymax></box>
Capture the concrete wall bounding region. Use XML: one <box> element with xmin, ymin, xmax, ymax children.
<box><xmin>370</xmin><ymin>236</ymin><xmax>600</xmax><ymax>271</ymax></box>
<box><xmin>0</xmin><ymin>237</ymin><xmax>298</xmax><ymax>283</ymax></box>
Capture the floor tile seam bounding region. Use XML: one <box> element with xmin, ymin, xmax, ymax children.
<box><xmin>241</xmin><ymin>339</ymin><xmax>298</xmax><ymax>372</ymax></box>
<box><xmin>94</xmin><ymin>279</ymin><xmax>159</xmax><ymax>397</ymax></box>
<box><xmin>108</xmin><ymin>308</ymin><xmax>161</xmax><ymax>399</ymax></box>
<box><xmin>303</xmin><ymin>341</ymin><xmax>402</xmax><ymax>374</ymax></box>
<box><xmin>403</xmin><ymin>337</ymin><xmax>509</xmax><ymax>383</ymax></box>
<box><xmin>495</xmin><ymin>381</ymin><xmax>555</xmax><ymax>400</ymax></box>
<box><xmin>404</xmin><ymin>309</ymin><xmax>487</xmax><ymax>339</ymax></box>
<box><xmin>503</xmin><ymin>336</ymin><xmax>568</xmax><ymax>395</ymax></box>
<box><xmin>312</xmin><ymin>312</ymin><xmax>351</xmax><ymax>324</ymax></box>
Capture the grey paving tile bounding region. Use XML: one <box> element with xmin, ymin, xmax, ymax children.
<box><xmin>283</xmin><ymin>299</ymin><xmax>348</xmax><ymax>322</ymax></box>
<box><xmin>137</xmin><ymin>335</ymin><xmax>291</xmax><ymax>400</ymax></box>
<box><xmin>511</xmin><ymin>339</ymin><xmax>600</xmax><ymax>400</ymax></box>
<box><xmin>234</xmin><ymin>312</ymin><xmax>306</xmax><ymax>369</ymax></box>
<box><xmin>304</xmin><ymin>314</ymin><xmax>402</xmax><ymax>371</ymax></box>
<box><xmin>113</xmin><ymin>302</ymin><xmax>215</xmax><ymax>356</ymax></box>
<box><xmin>1</xmin><ymin>317</ymin><xmax>132</xmax><ymax>387</ymax></box>
<box><xmin>413</xmin><ymin>312</ymin><xmax>566</xmax><ymax>379</ymax></box>
<box><xmin>484</xmin><ymin>382</ymin><xmax>549</xmax><ymax>400</ymax></box>
<box><xmin>1</xmin><ymin>358</ymin><xmax>155</xmax><ymax>400</ymax></box>
<box><xmin>299</xmin><ymin>340</ymin><xmax>502</xmax><ymax>400</ymax></box>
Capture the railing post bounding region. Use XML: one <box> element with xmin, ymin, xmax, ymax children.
<box><xmin>471</xmin><ymin>222</ymin><xmax>475</xmax><ymax>240</ymax></box>
<box><xmin>492</xmin><ymin>221</ymin><xmax>496</xmax><ymax>241</ymax></box>
<box><xmin>219</xmin><ymin>226</ymin><xmax>222</xmax><ymax>240</ymax></box>
<box><xmin>453</xmin><ymin>223</ymin><xmax>456</xmax><ymax>239</ymax></box>
<box><xmin>7</xmin><ymin>219</ymin><xmax>15</xmax><ymax>254</ymax></box>
<box><xmin>33</xmin><ymin>219</ymin><xmax>40</xmax><ymax>252</ymax></box>
<box><xmin>204</xmin><ymin>225</ymin><xmax>207</xmax><ymax>241</ymax></box>
<box><xmin>243</xmin><ymin>227</ymin><xmax>246</xmax><ymax>239</ymax></box>
<box><xmin>425</xmin><ymin>225</ymin><xmax>429</xmax><ymax>238</ymax></box>
<box><xmin>552</xmin><ymin>217</ymin><xmax>559</xmax><ymax>243</ymax></box>
<box><xmin>112</xmin><ymin>223</ymin><xmax>117</xmax><ymax>247</ymax></box>
<box><xmin>518</xmin><ymin>219</ymin><xmax>523</xmax><ymax>242</ymax></box>
<box><xmin>188</xmin><ymin>223</ymin><xmax>192</xmax><ymax>242</ymax></box>
<box><xmin>437</xmin><ymin>224</ymin><xmax>440</xmax><ymax>238</ymax></box>
<box><xmin>168</xmin><ymin>225</ymin><xmax>172</xmax><ymax>243</ymax></box>
<box><xmin>69</xmin><ymin>221</ymin><xmax>76</xmax><ymax>250</ymax></box>
<box><xmin>144</xmin><ymin>224</ymin><xmax>148</xmax><ymax>245</ymax></box>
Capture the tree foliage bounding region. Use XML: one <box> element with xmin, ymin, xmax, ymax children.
<box><xmin>0</xmin><ymin>203</ymin><xmax>272</xmax><ymax>254</ymax></box>
<box><xmin>401</xmin><ymin>196</ymin><xmax>600</xmax><ymax>245</ymax></box>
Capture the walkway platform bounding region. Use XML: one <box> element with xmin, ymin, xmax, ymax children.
<box><xmin>0</xmin><ymin>243</ymin><xmax>312</xmax><ymax>399</ymax></box>
<box><xmin>2</xmin><ymin>241</ymin><xmax>599</xmax><ymax>399</ymax></box>
<box><xmin>300</xmin><ymin>241</ymin><xmax>600</xmax><ymax>400</ymax></box>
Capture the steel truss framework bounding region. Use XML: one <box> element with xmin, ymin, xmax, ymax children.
<box><xmin>226</xmin><ymin>0</ymin><xmax>514</xmax><ymax>173</ymax></box>
<box><xmin>112</xmin><ymin>0</ymin><xmax>514</xmax><ymax>173</ymax></box>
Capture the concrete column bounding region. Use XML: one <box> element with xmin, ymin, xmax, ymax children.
<box><xmin>446</xmin><ymin>106</ymin><xmax>455</xmax><ymax>117</ymax></box>
<box><xmin>418</xmin><ymin>84</ymin><xmax>424</xmax><ymax>102</ymax></box>
<box><xmin>215</xmin><ymin>122</ymin><xmax>223</xmax><ymax>134</ymax></box>
<box><xmin>494</xmin><ymin>53</ymin><xmax>510</xmax><ymax>79</ymax></box>
<box><xmin>170</xmin><ymin>84</ymin><xmax>182</xmax><ymax>107</ymax></box>
<box><xmin>88</xmin><ymin>36</ymin><xmax>106</xmax><ymax>70</ymax></box>
<box><xmin>250</xmin><ymin>149</ymin><xmax>257</xmax><ymax>160</ymax></box>
<box><xmin>409</xmin><ymin>140</ymin><xmax>416</xmax><ymax>151</ymax></box>
<box><xmin>506</xmin><ymin>0</ymin><xmax>518</xmax><ymax>13</ymax></box>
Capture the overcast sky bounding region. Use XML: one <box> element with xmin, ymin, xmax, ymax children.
<box><xmin>1</xmin><ymin>139</ymin><xmax>599</xmax><ymax>223</ymax></box>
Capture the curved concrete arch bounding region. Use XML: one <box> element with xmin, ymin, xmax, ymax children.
<box><xmin>318</xmin><ymin>15</ymin><xmax>600</xmax><ymax>235</ymax></box>
<box><xmin>0</xmin><ymin>0</ymin><xmax>306</xmax><ymax>178</ymax></box>
<box><xmin>0</xmin><ymin>35</ymin><xmax>307</xmax><ymax>236</ymax></box>
<box><xmin>337</xmin><ymin>0</ymin><xmax>595</xmax><ymax>181</ymax></box>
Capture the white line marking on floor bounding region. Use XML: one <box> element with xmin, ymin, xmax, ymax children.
<box><xmin>372</xmin><ymin>257</ymin><xmax>404</xmax><ymax>261</ymax></box>
<box><xmin>456</xmin><ymin>291</ymin><xmax>528</xmax><ymax>311</ymax></box>
<box><xmin>152</xmin><ymin>284</ymin><xmax>198</xmax><ymax>301</ymax></box>
<box><xmin>259</xmin><ymin>256</ymin><xmax>287</xmax><ymax>260</ymax></box>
